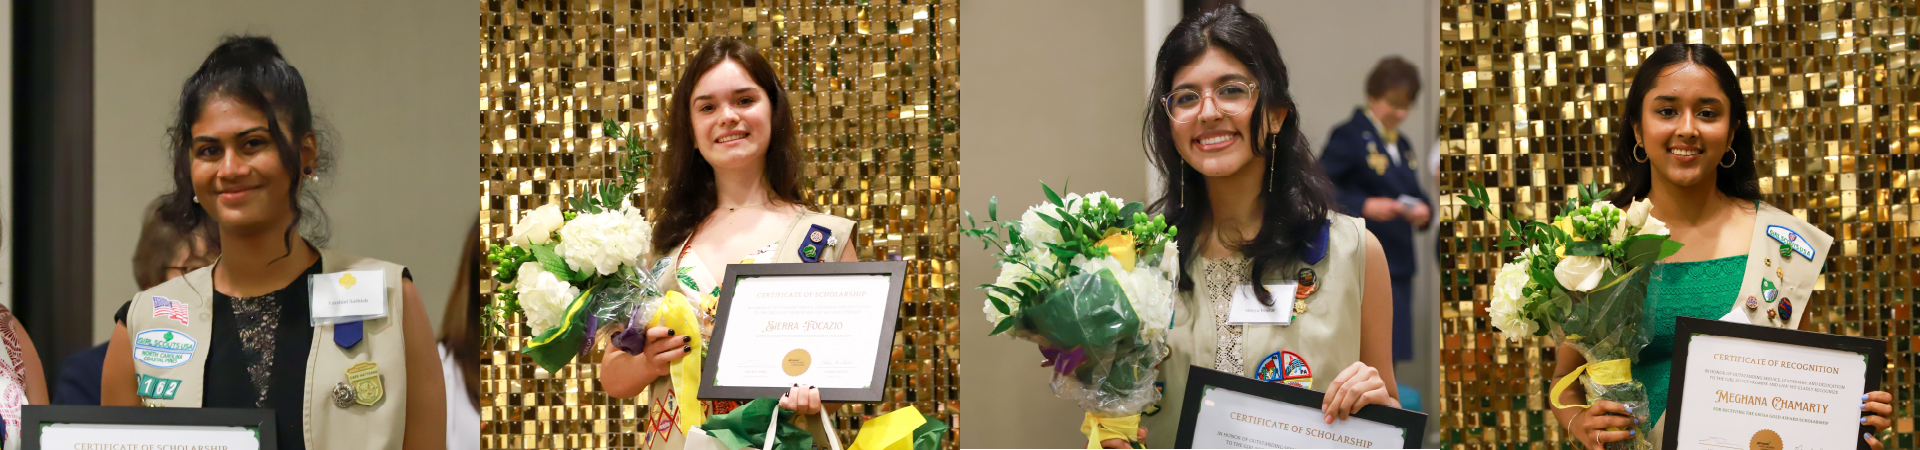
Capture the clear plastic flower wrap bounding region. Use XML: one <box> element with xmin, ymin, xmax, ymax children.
<box><xmin>594</xmin><ymin>259</ymin><xmax>706</xmax><ymax>356</ymax></box>
<box><xmin>964</xmin><ymin>184</ymin><xmax>1180</xmax><ymax>424</ymax></box>
<box><xmin>1556</xmin><ymin>264</ymin><xmax>1653</xmax><ymax>450</ymax></box>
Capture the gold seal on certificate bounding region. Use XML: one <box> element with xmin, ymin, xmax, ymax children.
<box><xmin>782</xmin><ymin>349</ymin><xmax>811</xmax><ymax>376</ymax></box>
<box><xmin>1665</xmin><ymin>317</ymin><xmax>1884</xmax><ymax>450</ymax></box>
<box><xmin>701</xmin><ymin>261</ymin><xmax>908</xmax><ymax>402</ymax></box>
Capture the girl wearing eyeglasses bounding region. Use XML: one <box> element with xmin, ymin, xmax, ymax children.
<box><xmin>1091</xmin><ymin>5</ymin><xmax>1400</xmax><ymax>448</ymax></box>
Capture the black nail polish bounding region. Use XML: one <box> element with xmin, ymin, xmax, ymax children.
<box><xmin>667</xmin><ymin>329</ymin><xmax>675</xmax><ymax>336</ymax></box>
<box><xmin>794</xmin><ymin>383</ymin><xmax>800</xmax><ymax>387</ymax></box>
<box><xmin>683</xmin><ymin>345</ymin><xmax>691</xmax><ymax>353</ymax></box>
<box><xmin>683</xmin><ymin>336</ymin><xmax>692</xmax><ymax>343</ymax></box>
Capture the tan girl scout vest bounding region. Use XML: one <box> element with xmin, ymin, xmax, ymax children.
<box><xmin>126</xmin><ymin>250</ymin><xmax>410</xmax><ymax>449</ymax></box>
<box><xmin>1139</xmin><ymin>214</ymin><xmax>1370</xmax><ymax>448</ymax></box>
<box><xmin>639</xmin><ymin>210</ymin><xmax>855</xmax><ymax>449</ymax></box>
<box><xmin>1645</xmin><ymin>202</ymin><xmax>1833</xmax><ymax>445</ymax></box>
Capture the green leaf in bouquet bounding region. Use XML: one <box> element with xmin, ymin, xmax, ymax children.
<box><xmin>1564</xmin><ymin>240</ymin><xmax>1605</xmax><ymax>256</ymax></box>
<box><xmin>989</xmin><ymin>196</ymin><xmax>999</xmax><ymax>221</ymax></box>
<box><xmin>990</xmin><ymin>317</ymin><xmax>1016</xmax><ymax>336</ymax></box>
<box><xmin>1042</xmin><ymin>182</ymin><xmax>1066</xmax><ymax>207</ymax></box>
<box><xmin>983</xmin><ymin>285</ymin><xmax>1017</xmax><ymax>312</ymax></box>
<box><xmin>1026</xmin><ymin>269</ymin><xmax>1138</xmax><ymax>350</ymax></box>
<box><xmin>529</xmin><ymin>243</ymin><xmax>584</xmax><ymax>282</ymax></box>
<box><xmin>1619</xmin><ymin>235</ymin><xmax>1680</xmax><ymax>266</ymax></box>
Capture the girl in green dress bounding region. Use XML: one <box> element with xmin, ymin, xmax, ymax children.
<box><xmin>1551</xmin><ymin>43</ymin><xmax>1896</xmax><ymax>450</ymax></box>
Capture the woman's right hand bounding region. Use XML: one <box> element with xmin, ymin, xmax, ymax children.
<box><xmin>1568</xmin><ymin>400</ymin><xmax>1638</xmax><ymax>449</ymax></box>
<box><xmin>637</xmin><ymin>325</ymin><xmax>695</xmax><ymax>376</ymax></box>
<box><xmin>598</xmin><ymin>324</ymin><xmax>693</xmax><ymax>398</ymax></box>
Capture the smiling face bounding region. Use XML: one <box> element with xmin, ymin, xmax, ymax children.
<box><xmin>1169</xmin><ymin>47</ymin><xmax>1287</xmax><ymax>179</ymax></box>
<box><xmin>689</xmin><ymin>60</ymin><xmax>774</xmax><ymax>171</ymax></box>
<box><xmin>188</xmin><ymin>95</ymin><xmax>314</xmax><ymax>235</ymax></box>
<box><xmin>1635</xmin><ymin>63</ymin><xmax>1735</xmax><ymax>191</ymax></box>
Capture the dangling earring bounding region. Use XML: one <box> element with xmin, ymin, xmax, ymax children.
<box><xmin>1267</xmin><ymin>132</ymin><xmax>1279</xmax><ymax>193</ymax></box>
<box><xmin>1633</xmin><ymin>143</ymin><xmax>1648</xmax><ymax>163</ymax></box>
<box><xmin>1177</xmin><ymin>162</ymin><xmax>1186</xmax><ymax>206</ymax></box>
<box><xmin>304</xmin><ymin>167</ymin><xmax>318</xmax><ymax>183</ymax></box>
<box><xmin>1719</xmin><ymin>149</ymin><xmax>1738</xmax><ymax>168</ymax></box>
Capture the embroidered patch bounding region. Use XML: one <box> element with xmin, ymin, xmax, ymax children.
<box><xmin>136</xmin><ymin>374</ymin><xmax>182</xmax><ymax>400</ymax></box>
<box><xmin>151</xmin><ymin>296</ymin><xmax>189</xmax><ymax>326</ymax></box>
<box><xmin>347</xmin><ymin>361</ymin><xmax>384</xmax><ymax>406</ymax></box>
<box><xmin>1766</xmin><ymin>225</ymin><xmax>1815</xmax><ymax>260</ymax></box>
<box><xmin>1278</xmin><ymin>351</ymin><xmax>1313</xmax><ymax>388</ymax></box>
<box><xmin>132</xmin><ymin>329</ymin><xmax>196</xmax><ymax>369</ymax></box>
<box><xmin>1254</xmin><ymin>352</ymin><xmax>1285</xmax><ymax>382</ymax></box>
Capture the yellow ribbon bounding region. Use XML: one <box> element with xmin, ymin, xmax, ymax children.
<box><xmin>1079</xmin><ymin>413</ymin><xmax>1140</xmax><ymax>449</ymax></box>
<box><xmin>848</xmin><ymin>407</ymin><xmax>927</xmax><ymax>450</ymax></box>
<box><xmin>651</xmin><ymin>291</ymin><xmax>705</xmax><ymax>434</ymax></box>
<box><xmin>1549</xmin><ymin>358</ymin><xmax>1633</xmax><ymax>410</ymax></box>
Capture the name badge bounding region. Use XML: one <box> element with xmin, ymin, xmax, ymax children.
<box><xmin>1228</xmin><ymin>284</ymin><xmax>1300</xmax><ymax>325</ymax></box>
<box><xmin>310</xmin><ymin>270</ymin><xmax>388</xmax><ymax>326</ymax></box>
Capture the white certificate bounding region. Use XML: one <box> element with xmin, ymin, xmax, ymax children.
<box><xmin>40</xmin><ymin>423</ymin><xmax>261</xmax><ymax>449</ymax></box>
<box><xmin>1672</xmin><ymin>334</ymin><xmax>1867</xmax><ymax>449</ymax></box>
<box><xmin>1188</xmin><ymin>385</ymin><xmax>1409</xmax><ymax>449</ymax></box>
<box><xmin>710</xmin><ymin>274</ymin><xmax>892</xmax><ymax>389</ymax></box>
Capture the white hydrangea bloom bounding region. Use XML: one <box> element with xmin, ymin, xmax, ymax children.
<box><xmin>515</xmin><ymin>261</ymin><xmax>581</xmax><ymax>334</ymax></box>
<box><xmin>554</xmin><ymin>207</ymin><xmax>654</xmax><ymax>276</ymax></box>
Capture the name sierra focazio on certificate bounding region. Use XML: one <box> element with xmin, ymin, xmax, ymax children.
<box><xmin>1675</xmin><ymin>335</ymin><xmax>1866</xmax><ymax>449</ymax></box>
<box><xmin>711</xmin><ymin>274</ymin><xmax>891</xmax><ymax>389</ymax></box>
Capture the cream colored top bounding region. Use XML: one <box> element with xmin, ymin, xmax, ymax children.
<box><xmin>635</xmin><ymin>210</ymin><xmax>854</xmax><ymax>450</ymax></box>
<box><xmin>128</xmin><ymin>250</ymin><xmax>411</xmax><ymax>450</ymax></box>
<box><xmin>1139</xmin><ymin>214</ymin><xmax>1371</xmax><ymax>448</ymax></box>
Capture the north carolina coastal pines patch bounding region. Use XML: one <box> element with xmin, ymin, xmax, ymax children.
<box><xmin>133</xmin><ymin>329</ymin><xmax>196</xmax><ymax>369</ymax></box>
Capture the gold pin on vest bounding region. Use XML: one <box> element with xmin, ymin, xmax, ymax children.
<box><xmin>347</xmin><ymin>361</ymin><xmax>384</xmax><ymax>406</ymax></box>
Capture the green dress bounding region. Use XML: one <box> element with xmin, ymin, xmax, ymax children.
<box><xmin>1635</xmin><ymin>254</ymin><xmax>1746</xmax><ymax>424</ymax></box>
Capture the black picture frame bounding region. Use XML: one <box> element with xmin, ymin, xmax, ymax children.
<box><xmin>23</xmin><ymin>405</ymin><xmax>275</xmax><ymax>449</ymax></box>
<box><xmin>1663</xmin><ymin>316</ymin><xmax>1884</xmax><ymax>450</ymax></box>
<box><xmin>701</xmin><ymin>261</ymin><xmax>907</xmax><ymax>403</ymax></box>
<box><xmin>1174</xmin><ymin>365</ymin><xmax>1426</xmax><ymax>448</ymax></box>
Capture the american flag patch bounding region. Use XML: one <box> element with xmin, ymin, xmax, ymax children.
<box><xmin>152</xmin><ymin>296</ymin><xmax>189</xmax><ymax>325</ymax></box>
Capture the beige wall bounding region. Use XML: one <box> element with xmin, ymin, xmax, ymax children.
<box><xmin>959</xmin><ymin>0</ymin><xmax>1151</xmax><ymax>447</ymax></box>
<box><xmin>1245</xmin><ymin>2</ymin><xmax>1442</xmax><ymax>436</ymax></box>
<box><xmin>92</xmin><ymin>0</ymin><xmax>475</xmax><ymax>342</ymax></box>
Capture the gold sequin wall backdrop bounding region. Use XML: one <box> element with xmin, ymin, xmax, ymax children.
<box><xmin>478</xmin><ymin>1</ymin><xmax>960</xmax><ymax>448</ymax></box>
<box><xmin>1437</xmin><ymin>0</ymin><xmax>1918</xmax><ymax>448</ymax></box>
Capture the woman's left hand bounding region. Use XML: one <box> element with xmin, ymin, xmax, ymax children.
<box><xmin>779</xmin><ymin>384</ymin><xmax>822</xmax><ymax>415</ymax></box>
<box><xmin>1863</xmin><ymin>391</ymin><xmax>1893</xmax><ymax>450</ymax></box>
<box><xmin>1322</xmin><ymin>361</ymin><xmax>1399</xmax><ymax>424</ymax></box>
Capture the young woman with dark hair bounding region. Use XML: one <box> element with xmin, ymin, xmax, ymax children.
<box><xmin>102</xmin><ymin>35</ymin><xmax>445</xmax><ymax>450</ymax></box>
<box><xmin>1101</xmin><ymin>5</ymin><xmax>1400</xmax><ymax>448</ymax></box>
<box><xmin>1554</xmin><ymin>42</ymin><xmax>1894</xmax><ymax>449</ymax></box>
<box><xmin>596</xmin><ymin>36</ymin><xmax>861</xmax><ymax>449</ymax></box>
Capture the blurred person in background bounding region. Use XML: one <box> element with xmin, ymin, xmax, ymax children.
<box><xmin>0</xmin><ymin>224</ymin><xmax>51</xmax><ymax>449</ymax></box>
<box><xmin>439</xmin><ymin>221</ymin><xmax>482</xmax><ymax>450</ymax></box>
<box><xmin>56</xmin><ymin>196</ymin><xmax>215</xmax><ymax>406</ymax></box>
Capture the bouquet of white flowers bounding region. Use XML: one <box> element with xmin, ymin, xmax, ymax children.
<box><xmin>964</xmin><ymin>184</ymin><xmax>1179</xmax><ymax>422</ymax></box>
<box><xmin>1463</xmin><ymin>182</ymin><xmax>1680</xmax><ymax>450</ymax></box>
<box><xmin>485</xmin><ymin>119</ymin><xmax>672</xmax><ymax>374</ymax></box>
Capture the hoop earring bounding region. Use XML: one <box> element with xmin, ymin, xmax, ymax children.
<box><xmin>1719</xmin><ymin>150</ymin><xmax>1737</xmax><ymax>168</ymax></box>
<box><xmin>1633</xmin><ymin>143</ymin><xmax>1648</xmax><ymax>163</ymax></box>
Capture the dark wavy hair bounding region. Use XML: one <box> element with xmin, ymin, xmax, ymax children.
<box><xmin>651</xmin><ymin>36</ymin><xmax>808</xmax><ymax>254</ymax></box>
<box><xmin>157</xmin><ymin>35</ymin><xmax>331</xmax><ymax>260</ymax></box>
<box><xmin>1145</xmin><ymin>5</ymin><xmax>1336</xmax><ymax>306</ymax></box>
<box><xmin>1607</xmin><ymin>43</ymin><xmax>1760</xmax><ymax>205</ymax></box>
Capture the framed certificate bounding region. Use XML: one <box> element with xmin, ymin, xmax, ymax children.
<box><xmin>701</xmin><ymin>261</ymin><xmax>907</xmax><ymax>402</ymax></box>
<box><xmin>23</xmin><ymin>405</ymin><xmax>275</xmax><ymax>449</ymax></box>
<box><xmin>1175</xmin><ymin>366</ymin><xmax>1426</xmax><ymax>449</ymax></box>
<box><xmin>1664</xmin><ymin>316</ymin><xmax>1883</xmax><ymax>450</ymax></box>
